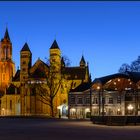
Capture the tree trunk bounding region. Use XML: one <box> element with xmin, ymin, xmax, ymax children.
<box><xmin>50</xmin><ymin>100</ymin><xmax>54</xmax><ymax>117</ymax></box>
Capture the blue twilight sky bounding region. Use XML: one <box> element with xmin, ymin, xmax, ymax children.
<box><xmin>0</xmin><ymin>2</ymin><xmax>140</xmax><ymax>80</ymax></box>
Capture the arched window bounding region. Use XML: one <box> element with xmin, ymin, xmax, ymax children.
<box><xmin>4</xmin><ymin>46</ymin><xmax>8</xmax><ymax>59</ymax></box>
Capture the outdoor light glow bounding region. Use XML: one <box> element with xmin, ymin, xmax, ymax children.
<box><xmin>97</xmin><ymin>86</ymin><xmax>100</xmax><ymax>90</ymax></box>
<box><xmin>127</xmin><ymin>104</ymin><xmax>134</xmax><ymax>110</ymax></box>
<box><xmin>107</xmin><ymin>80</ymin><xmax>112</xmax><ymax>83</ymax></box>
<box><xmin>71</xmin><ymin>108</ymin><xmax>76</xmax><ymax>112</ymax></box>
<box><xmin>117</xmin><ymin>108</ymin><xmax>120</xmax><ymax>112</ymax></box>
<box><xmin>114</xmin><ymin>82</ymin><xmax>116</xmax><ymax>85</ymax></box>
<box><xmin>57</xmin><ymin>106</ymin><xmax>61</xmax><ymax>109</ymax></box>
<box><xmin>85</xmin><ymin>108</ymin><xmax>90</xmax><ymax>112</ymax></box>
<box><xmin>118</xmin><ymin>79</ymin><xmax>120</xmax><ymax>82</ymax></box>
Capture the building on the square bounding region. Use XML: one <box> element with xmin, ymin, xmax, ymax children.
<box><xmin>0</xmin><ymin>28</ymin><xmax>91</xmax><ymax>117</ymax></box>
<box><xmin>68</xmin><ymin>72</ymin><xmax>140</xmax><ymax>118</ymax></box>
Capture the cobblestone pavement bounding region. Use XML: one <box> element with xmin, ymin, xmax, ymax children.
<box><xmin>0</xmin><ymin>118</ymin><xmax>140</xmax><ymax>140</ymax></box>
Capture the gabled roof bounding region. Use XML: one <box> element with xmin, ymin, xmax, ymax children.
<box><xmin>29</xmin><ymin>59</ymin><xmax>49</xmax><ymax>78</ymax></box>
<box><xmin>62</xmin><ymin>67</ymin><xmax>87</xmax><ymax>80</ymax></box>
<box><xmin>92</xmin><ymin>72</ymin><xmax>140</xmax><ymax>90</ymax></box>
<box><xmin>93</xmin><ymin>73</ymin><xmax>130</xmax><ymax>86</ymax></box>
<box><xmin>6</xmin><ymin>84</ymin><xmax>20</xmax><ymax>95</ymax></box>
<box><xmin>50</xmin><ymin>40</ymin><xmax>60</xmax><ymax>49</ymax></box>
<box><xmin>70</xmin><ymin>82</ymin><xmax>91</xmax><ymax>92</ymax></box>
<box><xmin>20</xmin><ymin>42</ymin><xmax>31</xmax><ymax>52</ymax></box>
<box><xmin>12</xmin><ymin>70</ymin><xmax>20</xmax><ymax>81</ymax></box>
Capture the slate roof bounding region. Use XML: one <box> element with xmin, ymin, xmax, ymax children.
<box><xmin>70</xmin><ymin>82</ymin><xmax>91</xmax><ymax>92</ymax></box>
<box><xmin>12</xmin><ymin>70</ymin><xmax>20</xmax><ymax>81</ymax></box>
<box><xmin>93</xmin><ymin>72</ymin><xmax>140</xmax><ymax>86</ymax></box>
<box><xmin>6</xmin><ymin>84</ymin><xmax>20</xmax><ymax>95</ymax></box>
<box><xmin>50</xmin><ymin>40</ymin><xmax>60</xmax><ymax>49</ymax></box>
<box><xmin>93</xmin><ymin>73</ymin><xmax>130</xmax><ymax>85</ymax></box>
<box><xmin>29</xmin><ymin>59</ymin><xmax>49</xmax><ymax>78</ymax></box>
<box><xmin>62</xmin><ymin>67</ymin><xmax>86</xmax><ymax>80</ymax></box>
<box><xmin>20</xmin><ymin>42</ymin><xmax>31</xmax><ymax>52</ymax></box>
<box><xmin>126</xmin><ymin>71</ymin><xmax>140</xmax><ymax>83</ymax></box>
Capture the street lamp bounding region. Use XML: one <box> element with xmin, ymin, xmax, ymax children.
<box><xmin>97</xmin><ymin>86</ymin><xmax>101</xmax><ymax>116</ymax></box>
<box><xmin>127</xmin><ymin>104</ymin><xmax>134</xmax><ymax>115</ymax></box>
<box><xmin>57</xmin><ymin>106</ymin><xmax>61</xmax><ymax>118</ymax></box>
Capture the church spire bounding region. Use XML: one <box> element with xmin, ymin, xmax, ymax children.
<box><xmin>80</xmin><ymin>55</ymin><xmax>86</xmax><ymax>67</ymax></box>
<box><xmin>61</xmin><ymin>57</ymin><xmax>65</xmax><ymax>67</ymax></box>
<box><xmin>20</xmin><ymin>42</ymin><xmax>31</xmax><ymax>53</ymax></box>
<box><xmin>4</xmin><ymin>28</ymin><xmax>11</xmax><ymax>41</ymax></box>
<box><xmin>50</xmin><ymin>40</ymin><xmax>60</xmax><ymax>49</ymax></box>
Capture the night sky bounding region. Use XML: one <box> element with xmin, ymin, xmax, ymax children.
<box><xmin>0</xmin><ymin>2</ymin><xmax>140</xmax><ymax>80</ymax></box>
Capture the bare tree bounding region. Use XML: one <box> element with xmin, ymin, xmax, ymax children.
<box><xmin>119</xmin><ymin>56</ymin><xmax>140</xmax><ymax>73</ymax></box>
<box><xmin>62</xmin><ymin>55</ymin><xmax>71</xmax><ymax>66</ymax></box>
<box><xmin>131</xmin><ymin>56</ymin><xmax>140</xmax><ymax>72</ymax></box>
<box><xmin>30</xmin><ymin>70</ymin><xmax>63</xmax><ymax>117</ymax></box>
<box><xmin>118</xmin><ymin>63</ymin><xmax>131</xmax><ymax>73</ymax></box>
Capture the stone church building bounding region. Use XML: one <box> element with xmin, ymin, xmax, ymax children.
<box><xmin>0</xmin><ymin>28</ymin><xmax>91</xmax><ymax>117</ymax></box>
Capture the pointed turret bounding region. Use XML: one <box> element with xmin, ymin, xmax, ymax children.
<box><xmin>20</xmin><ymin>42</ymin><xmax>31</xmax><ymax>52</ymax></box>
<box><xmin>0</xmin><ymin>28</ymin><xmax>12</xmax><ymax>60</ymax></box>
<box><xmin>80</xmin><ymin>55</ymin><xmax>86</xmax><ymax>67</ymax></box>
<box><xmin>49</xmin><ymin>40</ymin><xmax>61</xmax><ymax>72</ymax></box>
<box><xmin>61</xmin><ymin>57</ymin><xmax>65</xmax><ymax>67</ymax></box>
<box><xmin>4</xmin><ymin>28</ymin><xmax>10</xmax><ymax>41</ymax></box>
<box><xmin>20</xmin><ymin>42</ymin><xmax>32</xmax><ymax>82</ymax></box>
<box><xmin>50</xmin><ymin>40</ymin><xmax>60</xmax><ymax>49</ymax></box>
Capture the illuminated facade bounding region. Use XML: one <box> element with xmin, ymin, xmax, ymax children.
<box><xmin>0</xmin><ymin>28</ymin><xmax>90</xmax><ymax>117</ymax></box>
<box><xmin>69</xmin><ymin>72</ymin><xmax>140</xmax><ymax>118</ymax></box>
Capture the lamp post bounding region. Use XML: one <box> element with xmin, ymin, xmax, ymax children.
<box><xmin>90</xmin><ymin>87</ymin><xmax>92</xmax><ymax>118</ymax></box>
<box><xmin>97</xmin><ymin>86</ymin><xmax>101</xmax><ymax>116</ymax></box>
<box><xmin>127</xmin><ymin>104</ymin><xmax>134</xmax><ymax>115</ymax></box>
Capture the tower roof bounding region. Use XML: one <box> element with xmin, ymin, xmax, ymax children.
<box><xmin>1</xmin><ymin>28</ymin><xmax>11</xmax><ymax>42</ymax></box>
<box><xmin>80</xmin><ymin>55</ymin><xmax>86</xmax><ymax>65</ymax></box>
<box><xmin>21</xmin><ymin>42</ymin><xmax>31</xmax><ymax>52</ymax></box>
<box><xmin>4</xmin><ymin>28</ymin><xmax>10</xmax><ymax>41</ymax></box>
<box><xmin>50</xmin><ymin>40</ymin><xmax>60</xmax><ymax>49</ymax></box>
<box><xmin>61</xmin><ymin>57</ymin><xmax>65</xmax><ymax>67</ymax></box>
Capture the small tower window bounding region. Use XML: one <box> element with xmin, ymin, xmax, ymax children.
<box><xmin>22</xmin><ymin>61</ymin><xmax>26</xmax><ymax>65</ymax></box>
<box><xmin>3</xmin><ymin>74</ymin><xmax>5</xmax><ymax>80</ymax></box>
<box><xmin>4</xmin><ymin>47</ymin><xmax>8</xmax><ymax>59</ymax></box>
<box><xmin>22</xmin><ymin>68</ymin><xmax>26</xmax><ymax>72</ymax></box>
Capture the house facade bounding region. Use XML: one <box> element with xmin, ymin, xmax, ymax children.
<box><xmin>69</xmin><ymin>72</ymin><xmax>140</xmax><ymax>118</ymax></box>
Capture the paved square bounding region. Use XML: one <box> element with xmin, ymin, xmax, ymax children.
<box><xmin>0</xmin><ymin>118</ymin><xmax>140</xmax><ymax>140</ymax></box>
